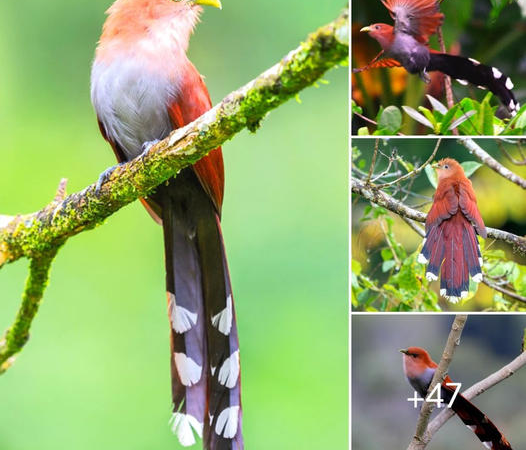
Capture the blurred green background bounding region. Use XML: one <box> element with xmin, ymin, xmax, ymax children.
<box><xmin>0</xmin><ymin>1</ymin><xmax>347</xmax><ymax>449</ymax></box>
<box><xmin>352</xmin><ymin>314</ymin><xmax>526</xmax><ymax>449</ymax></box>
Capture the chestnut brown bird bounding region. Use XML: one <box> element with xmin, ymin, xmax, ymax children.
<box><xmin>91</xmin><ymin>1</ymin><xmax>243</xmax><ymax>449</ymax></box>
<box><xmin>402</xmin><ymin>347</ymin><xmax>513</xmax><ymax>449</ymax></box>
<box><xmin>417</xmin><ymin>158</ymin><xmax>486</xmax><ymax>302</ymax></box>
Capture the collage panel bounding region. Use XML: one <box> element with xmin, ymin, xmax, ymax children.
<box><xmin>351</xmin><ymin>314</ymin><xmax>526</xmax><ymax>449</ymax></box>
<box><xmin>351</xmin><ymin>138</ymin><xmax>526</xmax><ymax>311</ymax></box>
<box><xmin>351</xmin><ymin>0</ymin><xmax>525</xmax><ymax>136</ymax></box>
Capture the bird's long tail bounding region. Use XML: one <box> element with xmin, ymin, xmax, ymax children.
<box><xmin>427</xmin><ymin>52</ymin><xmax>519</xmax><ymax>116</ymax></box>
<box><xmin>161</xmin><ymin>169</ymin><xmax>243</xmax><ymax>450</ymax></box>
<box><xmin>441</xmin><ymin>384</ymin><xmax>513</xmax><ymax>450</ymax></box>
<box><xmin>419</xmin><ymin>214</ymin><xmax>482</xmax><ymax>302</ymax></box>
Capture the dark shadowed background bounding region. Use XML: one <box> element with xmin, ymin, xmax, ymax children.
<box><xmin>352</xmin><ymin>314</ymin><xmax>526</xmax><ymax>449</ymax></box>
<box><xmin>0</xmin><ymin>1</ymin><xmax>347</xmax><ymax>449</ymax></box>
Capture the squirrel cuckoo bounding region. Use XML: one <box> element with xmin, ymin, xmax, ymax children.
<box><xmin>355</xmin><ymin>0</ymin><xmax>519</xmax><ymax>116</ymax></box>
<box><xmin>401</xmin><ymin>347</ymin><xmax>513</xmax><ymax>449</ymax></box>
<box><xmin>90</xmin><ymin>1</ymin><xmax>243</xmax><ymax>449</ymax></box>
<box><xmin>417</xmin><ymin>158</ymin><xmax>486</xmax><ymax>303</ymax></box>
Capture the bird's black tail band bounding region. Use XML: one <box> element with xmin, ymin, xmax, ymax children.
<box><xmin>159</xmin><ymin>169</ymin><xmax>243</xmax><ymax>450</ymax></box>
<box><xmin>442</xmin><ymin>385</ymin><xmax>513</xmax><ymax>450</ymax></box>
<box><xmin>427</xmin><ymin>53</ymin><xmax>519</xmax><ymax>116</ymax></box>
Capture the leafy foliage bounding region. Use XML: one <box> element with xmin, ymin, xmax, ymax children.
<box><xmin>351</xmin><ymin>207</ymin><xmax>440</xmax><ymax>311</ymax></box>
<box><xmin>352</xmin><ymin>94</ymin><xmax>526</xmax><ymax>136</ymax></box>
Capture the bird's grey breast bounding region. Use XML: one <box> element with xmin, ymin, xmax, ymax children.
<box><xmin>91</xmin><ymin>58</ymin><xmax>179</xmax><ymax>160</ymax></box>
<box><xmin>390</xmin><ymin>33</ymin><xmax>430</xmax><ymax>73</ymax></box>
<box><xmin>408</xmin><ymin>367</ymin><xmax>435</xmax><ymax>397</ymax></box>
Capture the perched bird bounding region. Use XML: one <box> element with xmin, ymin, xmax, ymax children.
<box><xmin>417</xmin><ymin>158</ymin><xmax>486</xmax><ymax>302</ymax></box>
<box><xmin>90</xmin><ymin>1</ymin><xmax>243</xmax><ymax>449</ymax></box>
<box><xmin>401</xmin><ymin>347</ymin><xmax>513</xmax><ymax>450</ymax></box>
<box><xmin>355</xmin><ymin>0</ymin><xmax>519</xmax><ymax>116</ymax></box>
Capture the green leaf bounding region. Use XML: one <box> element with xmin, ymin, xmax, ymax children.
<box><xmin>382</xmin><ymin>260</ymin><xmax>396</xmax><ymax>272</ymax></box>
<box><xmin>513</xmin><ymin>266</ymin><xmax>526</xmax><ymax>296</ymax></box>
<box><xmin>357</xmin><ymin>126</ymin><xmax>370</xmax><ymax>136</ymax></box>
<box><xmin>351</xmin><ymin>259</ymin><xmax>362</xmax><ymax>276</ymax></box>
<box><xmin>480</xmin><ymin>95</ymin><xmax>495</xmax><ymax>135</ymax></box>
<box><xmin>357</xmin><ymin>289</ymin><xmax>371</xmax><ymax>304</ymax></box>
<box><xmin>515</xmin><ymin>109</ymin><xmax>526</xmax><ymax>130</ymax></box>
<box><xmin>418</xmin><ymin>106</ymin><xmax>439</xmax><ymax>131</ymax></box>
<box><xmin>461</xmin><ymin>161</ymin><xmax>483</xmax><ymax>178</ymax></box>
<box><xmin>381</xmin><ymin>248</ymin><xmax>393</xmax><ymax>261</ymax></box>
<box><xmin>448</xmin><ymin>110</ymin><xmax>477</xmax><ymax>131</ymax></box>
<box><xmin>439</xmin><ymin>105</ymin><xmax>459</xmax><ymax>134</ymax></box>
<box><xmin>424</xmin><ymin>164</ymin><xmax>438</xmax><ymax>189</ymax></box>
<box><xmin>402</xmin><ymin>105</ymin><xmax>435</xmax><ymax>129</ymax></box>
<box><xmin>426</xmin><ymin>94</ymin><xmax>448</xmax><ymax>115</ymax></box>
<box><xmin>377</xmin><ymin>106</ymin><xmax>402</xmax><ymax>134</ymax></box>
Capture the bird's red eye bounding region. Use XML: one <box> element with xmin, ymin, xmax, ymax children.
<box><xmin>375</xmin><ymin>25</ymin><xmax>380</xmax><ymax>30</ymax></box>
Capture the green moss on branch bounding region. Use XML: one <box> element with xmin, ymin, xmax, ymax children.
<box><xmin>0</xmin><ymin>7</ymin><xmax>348</xmax><ymax>267</ymax></box>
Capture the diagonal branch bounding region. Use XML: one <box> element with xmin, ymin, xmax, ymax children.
<box><xmin>0</xmin><ymin>7</ymin><xmax>348</xmax><ymax>375</ymax></box>
<box><xmin>427</xmin><ymin>349</ymin><xmax>526</xmax><ymax>437</ymax></box>
<box><xmin>0</xmin><ymin>7</ymin><xmax>348</xmax><ymax>269</ymax></box>
<box><xmin>351</xmin><ymin>178</ymin><xmax>526</xmax><ymax>253</ymax></box>
<box><xmin>459</xmin><ymin>138</ymin><xmax>526</xmax><ymax>189</ymax></box>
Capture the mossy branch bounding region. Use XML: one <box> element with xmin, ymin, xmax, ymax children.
<box><xmin>0</xmin><ymin>7</ymin><xmax>348</xmax><ymax>374</ymax></box>
<box><xmin>0</xmin><ymin>251</ymin><xmax>57</xmax><ymax>373</ymax></box>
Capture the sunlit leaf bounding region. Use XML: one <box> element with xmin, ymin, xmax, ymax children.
<box><xmin>402</xmin><ymin>105</ymin><xmax>434</xmax><ymax>129</ymax></box>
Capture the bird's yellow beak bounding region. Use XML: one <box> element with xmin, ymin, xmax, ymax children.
<box><xmin>360</xmin><ymin>26</ymin><xmax>371</xmax><ymax>33</ymax></box>
<box><xmin>194</xmin><ymin>0</ymin><xmax>222</xmax><ymax>9</ymax></box>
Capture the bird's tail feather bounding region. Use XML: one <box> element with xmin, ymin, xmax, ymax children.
<box><xmin>427</xmin><ymin>52</ymin><xmax>519</xmax><ymax>116</ymax></box>
<box><xmin>161</xmin><ymin>169</ymin><xmax>243</xmax><ymax>450</ymax></box>
<box><xmin>441</xmin><ymin>384</ymin><xmax>513</xmax><ymax>450</ymax></box>
<box><xmin>420</xmin><ymin>215</ymin><xmax>482</xmax><ymax>302</ymax></box>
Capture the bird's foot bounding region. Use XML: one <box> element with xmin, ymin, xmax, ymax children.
<box><xmin>419</xmin><ymin>69</ymin><xmax>431</xmax><ymax>84</ymax></box>
<box><xmin>95</xmin><ymin>163</ymin><xmax>124</xmax><ymax>195</ymax></box>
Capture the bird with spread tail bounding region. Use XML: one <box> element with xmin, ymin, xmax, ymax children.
<box><xmin>417</xmin><ymin>158</ymin><xmax>486</xmax><ymax>303</ymax></box>
<box><xmin>401</xmin><ymin>347</ymin><xmax>513</xmax><ymax>449</ymax></box>
<box><xmin>354</xmin><ymin>0</ymin><xmax>519</xmax><ymax>116</ymax></box>
<box><xmin>91</xmin><ymin>1</ymin><xmax>243</xmax><ymax>449</ymax></box>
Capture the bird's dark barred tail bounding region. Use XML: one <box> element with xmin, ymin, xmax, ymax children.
<box><xmin>418</xmin><ymin>214</ymin><xmax>483</xmax><ymax>303</ymax></box>
<box><xmin>441</xmin><ymin>384</ymin><xmax>513</xmax><ymax>450</ymax></box>
<box><xmin>162</xmin><ymin>169</ymin><xmax>243</xmax><ymax>450</ymax></box>
<box><xmin>427</xmin><ymin>53</ymin><xmax>519</xmax><ymax>116</ymax></box>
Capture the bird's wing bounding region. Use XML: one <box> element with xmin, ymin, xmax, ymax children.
<box><xmin>425</xmin><ymin>182</ymin><xmax>458</xmax><ymax>231</ymax></box>
<box><xmin>458</xmin><ymin>180</ymin><xmax>487</xmax><ymax>238</ymax></box>
<box><xmin>353</xmin><ymin>57</ymin><xmax>403</xmax><ymax>73</ymax></box>
<box><xmin>382</xmin><ymin>0</ymin><xmax>444</xmax><ymax>43</ymax></box>
<box><xmin>167</xmin><ymin>63</ymin><xmax>224</xmax><ymax>215</ymax></box>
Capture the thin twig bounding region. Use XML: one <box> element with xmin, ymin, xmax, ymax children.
<box><xmin>459</xmin><ymin>138</ymin><xmax>526</xmax><ymax>189</ymax></box>
<box><xmin>427</xmin><ymin>349</ymin><xmax>526</xmax><ymax>437</ymax></box>
<box><xmin>375</xmin><ymin>139</ymin><xmax>441</xmax><ymax>188</ymax></box>
<box><xmin>496</xmin><ymin>139</ymin><xmax>526</xmax><ymax>166</ymax></box>
<box><xmin>482</xmin><ymin>276</ymin><xmax>526</xmax><ymax>304</ymax></box>
<box><xmin>366</xmin><ymin>139</ymin><xmax>380</xmax><ymax>183</ymax></box>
